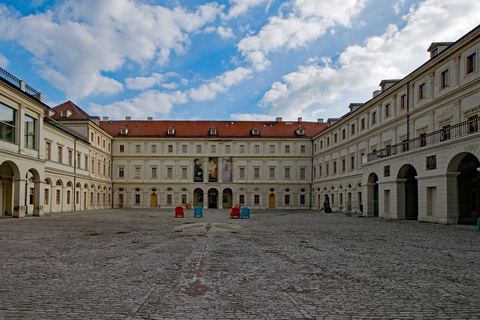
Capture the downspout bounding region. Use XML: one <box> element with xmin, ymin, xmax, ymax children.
<box><xmin>110</xmin><ymin>139</ymin><xmax>114</xmax><ymax>209</ymax></box>
<box><xmin>73</xmin><ymin>138</ymin><xmax>77</xmax><ymax>211</ymax></box>
<box><xmin>406</xmin><ymin>81</ymin><xmax>410</xmax><ymax>141</ymax></box>
<box><xmin>309</xmin><ymin>138</ymin><xmax>314</xmax><ymax>210</ymax></box>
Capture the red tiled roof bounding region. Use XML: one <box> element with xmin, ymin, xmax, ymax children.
<box><xmin>100</xmin><ymin>120</ymin><xmax>328</xmax><ymax>138</ymax></box>
<box><xmin>51</xmin><ymin>101</ymin><xmax>91</xmax><ymax>121</ymax></box>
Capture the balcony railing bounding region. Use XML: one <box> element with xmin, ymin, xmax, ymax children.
<box><xmin>364</xmin><ymin>117</ymin><xmax>479</xmax><ymax>163</ymax></box>
<box><xmin>0</xmin><ymin>67</ymin><xmax>43</xmax><ymax>101</ymax></box>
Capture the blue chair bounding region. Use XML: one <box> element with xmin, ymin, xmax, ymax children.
<box><xmin>194</xmin><ymin>206</ymin><xmax>203</xmax><ymax>218</ymax></box>
<box><xmin>239</xmin><ymin>206</ymin><xmax>250</xmax><ymax>219</ymax></box>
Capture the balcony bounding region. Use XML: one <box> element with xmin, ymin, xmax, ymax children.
<box><xmin>0</xmin><ymin>67</ymin><xmax>43</xmax><ymax>101</ymax></box>
<box><xmin>364</xmin><ymin>117</ymin><xmax>479</xmax><ymax>163</ymax></box>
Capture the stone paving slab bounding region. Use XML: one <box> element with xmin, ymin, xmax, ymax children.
<box><xmin>0</xmin><ymin>208</ymin><xmax>479</xmax><ymax>319</ymax></box>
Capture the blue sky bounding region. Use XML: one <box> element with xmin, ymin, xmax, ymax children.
<box><xmin>1</xmin><ymin>0</ymin><xmax>480</xmax><ymax>121</ymax></box>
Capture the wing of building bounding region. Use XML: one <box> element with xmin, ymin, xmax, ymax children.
<box><xmin>1</xmin><ymin>24</ymin><xmax>480</xmax><ymax>224</ymax></box>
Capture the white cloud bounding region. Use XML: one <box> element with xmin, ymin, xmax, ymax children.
<box><xmin>0</xmin><ymin>1</ymin><xmax>221</xmax><ymax>100</ymax></box>
<box><xmin>394</xmin><ymin>0</ymin><xmax>406</xmax><ymax>14</ymax></box>
<box><xmin>90</xmin><ymin>90</ymin><xmax>188</xmax><ymax>120</ymax></box>
<box><xmin>125</xmin><ymin>72</ymin><xmax>180</xmax><ymax>90</ymax></box>
<box><xmin>237</xmin><ymin>0</ymin><xmax>367</xmax><ymax>71</ymax></box>
<box><xmin>255</xmin><ymin>0</ymin><xmax>480</xmax><ymax>121</ymax></box>
<box><xmin>0</xmin><ymin>53</ymin><xmax>8</xmax><ymax>68</ymax></box>
<box><xmin>230</xmin><ymin>113</ymin><xmax>276</xmax><ymax>121</ymax></box>
<box><xmin>222</xmin><ymin>0</ymin><xmax>272</xmax><ymax>20</ymax></box>
<box><xmin>217</xmin><ymin>26</ymin><xmax>235</xmax><ymax>39</ymax></box>
<box><xmin>188</xmin><ymin>67</ymin><xmax>253</xmax><ymax>101</ymax></box>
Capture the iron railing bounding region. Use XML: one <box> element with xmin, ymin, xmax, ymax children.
<box><xmin>365</xmin><ymin>117</ymin><xmax>479</xmax><ymax>163</ymax></box>
<box><xmin>0</xmin><ymin>67</ymin><xmax>43</xmax><ymax>101</ymax></box>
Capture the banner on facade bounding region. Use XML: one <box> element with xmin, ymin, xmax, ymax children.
<box><xmin>222</xmin><ymin>157</ymin><xmax>233</xmax><ymax>182</ymax></box>
<box><xmin>193</xmin><ymin>158</ymin><xmax>203</xmax><ymax>182</ymax></box>
<box><xmin>208</xmin><ymin>157</ymin><xmax>218</xmax><ymax>182</ymax></box>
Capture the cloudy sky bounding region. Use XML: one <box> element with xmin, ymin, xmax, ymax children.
<box><xmin>1</xmin><ymin>0</ymin><xmax>479</xmax><ymax>121</ymax></box>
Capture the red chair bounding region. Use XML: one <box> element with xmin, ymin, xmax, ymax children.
<box><xmin>175</xmin><ymin>206</ymin><xmax>184</xmax><ymax>218</ymax></box>
<box><xmin>230</xmin><ymin>207</ymin><xmax>240</xmax><ymax>219</ymax></box>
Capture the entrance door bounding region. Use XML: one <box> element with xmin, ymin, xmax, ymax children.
<box><xmin>208</xmin><ymin>193</ymin><xmax>217</xmax><ymax>208</ymax></box>
<box><xmin>83</xmin><ymin>192</ymin><xmax>87</xmax><ymax>210</ymax></box>
<box><xmin>118</xmin><ymin>194</ymin><xmax>124</xmax><ymax>209</ymax></box>
<box><xmin>150</xmin><ymin>194</ymin><xmax>157</xmax><ymax>207</ymax></box>
<box><xmin>269</xmin><ymin>194</ymin><xmax>275</xmax><ymax>208</ymax></box>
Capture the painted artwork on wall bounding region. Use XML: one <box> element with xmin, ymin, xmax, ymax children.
<box><xmin>194</xmin><ymin>158</ymin><xmax>203</xmax><ymax>182</ymax></box>
<box><xmin>209</xmin><ymin>157</ymin><xmax>218</xmax><ymax>182</ymax></box>
<box><xmin>222</xmin><ymin>157</ymin><xmax>233</xmax><ymax>182</ymax></box>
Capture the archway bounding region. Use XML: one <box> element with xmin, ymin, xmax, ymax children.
<box><xmin>269</xmin><ymin>188</ymin><xmax>276</xmax><ymax>208</ymax></box>
<box><xmin>0</xmin><ymin>161</ymin><xmax>18</xmax><ymax>216</ymax></box>
<box><xmin>193</xmin><ymin>188</ymin><xmax>204</xmax><ymax>207</ymax></box>
<box><xmin>450</xmin><ymin>153</ymin><xmax>480</xmax><ymax>224</ymax></box>
<box><xmin>207</xmin><ymin>188</ymin><xmax>218</xmax><ymax>208</ymax></box>
<box><xmin>222</xmin><ymin>188</ymin><xmax>233</xmax><ymax>208</ymax></box>
<box><xmin>367</xmin><ymin>173</ymin><xmax>379</xmax><ymax>217</ymax></box>
<box><xmin>398</xmin><ymin>165</ymin><xmax>418</xmax><ymax>220</ymax></box>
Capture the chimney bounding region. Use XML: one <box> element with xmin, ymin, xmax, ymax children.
<box><xmin>102</xmin><ymin>117</ymin><xmax>109</xmax><ymax>121</ymax></box>
<box><xmin>125</xmin><ymin>116</ymin><xmax>131</xmax><ymax>121</ymax></box>
<box><xmin>372</xmin><ymin>90</ymin><xmax>382</xmax><ymax>98</ymax></box>
<box><xmin>317</xmin><ymin>118</ymin><xmax>324</xmax><ymax>123</ymax></box>
<box><xmin>147</xmin><ymin>117</ymin><xmax>153</xmax><ymax>121</ymax></box>
<box><xmin>297</xmin><ymin>117</ymin><xmax>302</xmax><ymax>122</ymax></box>
<box><xmin>276</xmin><ymin>117</ymin><xmax>282</xmax><ymax>122</ymax></box>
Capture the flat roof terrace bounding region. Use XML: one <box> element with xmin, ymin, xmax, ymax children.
<box><xmin>0</xmin><ymin>209</ymin><xmax>478</xmax><ymax>319</ymax></box>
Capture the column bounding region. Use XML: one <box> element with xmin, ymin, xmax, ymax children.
<box><xmin>13</xmin><ymin>178</ymin><xmax>26</xmax><ymax>218</ymax></box>
<box><xmin>33</xmin><ymin>179</ymin><xmax>44</xmax><ymax>216</ymax></box>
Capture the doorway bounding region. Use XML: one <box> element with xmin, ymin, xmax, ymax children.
<box><xmin>208</xmin><ymin>189</ymin><xmax>218</xmax><ymax>208</ymax></box>
<box><xmin>269</xmin><ymin>194</ymin><xmax>275</xmax><ymax>208</ymax></box>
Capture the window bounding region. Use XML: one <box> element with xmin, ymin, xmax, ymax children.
<box><xmin>420</xmin><ymin>133</ymin><xmax>427</xmax><ymax>147</ymax></box>
<box><xmin>327</xmin><ymin>137</ymin><xmax>330</xmax><ymax>146</ymax></box>
<box><xmin>285</xmin><ymin>194</ymin><xmax>290</xmax><ymax>205</ymax></box>
<box><xmin>254</xmin><ymin>194</ymin><xmax>260</xmax><ymax>205</ymax></box>
<box><xmin>270</xmin><ymin>145</ymin><xmax>275</xmax><ymax>153</ymax></box>
<box><xmin>44</xmin><ymin>189</ymin><xmax>49</xmax><ymax>205</ymax></box>
<box><xmin>118</xmin><ymin>167</ymin><xmax>124</xmax><ymax>178</ymax></box>
<box><xmin>167</xmin><ymin>194</ymin><xmax>172</xmax><ymax>206</ymax></box>
<box><xmin>319</xmin><ymin>165</ymin><xmax>322</xmax><ymax>177</ymax></box>
<box><xmin>419</xmin><ymin>83</ymin><xmax>426</xmax><ymax>100</ymax></box>
<box><xmin>46</xmin><ymin>142</ymin><xmax>51</xmax><ymax>160</ymax></box>
<box><xmin>239</xmin><ymin>167</ymin><xmax>245</xmax><ymax>178</ymax></box>
<box><xmin>61</xmin><ymin>108</ymin><xmax>68</xmax><ymax>118</ymax></box>
<box><xmin>240</xmin><ymin>145</ymin><xmax>245</xmax><ymax>153</ymax></box>
<box><xmin>320</xmin><ymin>141</ymin><xmax>323</xmax><ymax>149</ymax></box>
<box><xmin>120</xmin><ymin>145</ymin><xmax>125</xmax><ymax>152</ymax></box>
<box><xmin>285</xmin><ymin>167</ymin><xmax>290</xmax><ymax>179</ymax></box>
<box><xmin>24</xmin><ymin>115</ymin><xmax>36</xmax><ymax>149</ymax></box>
<box><xmin>301</xmin><ymin>145</ymin><xmax>306</xmax><ymax>153</ymax></box>
<box><xmin>76</xmin><ymin>191</ymin><xmax>79</xmax><ymax>204</ymax></box>
<box><xmin>167</xmin><ymin>167</ymin><xmax>173</xmax><ymax>178</ymax></box>
<box><xmin>239</xmin><ymin>194</ymin><xmax>245</xmax><ymax>205</ymax></box>
<box><xmin>108</xmin><ymin>142</ymin><xmax>110</xmax><ymax>151</ymax></box>
<box><xmin>300</xmin><ymin>194</ymin><xmax>305</xmax><ymax>205</ymax></box>
<box><xmin>225</xmin><ymin>145</ymin><xmax>230</xmax><ymax>153</ymax></box>
<box><xmin>254</xmin><ymin>145</ymin><xmax>259</xmax><ymax>153</ymax></box>
<box><xmin>385</xmin><ymin>144</ymin><xmax>392</xmax><ymax>156</ymax></box>
<box><xmin>285</xmin><ymin>145</ymin><xmax>290</xmax><ymax>153</ymax></box>
<box><xmin>269</xmin><ymin>167</ymin><xmax>275</xmax><ymax>179</ymax></box>
<box><xmin>56</xmin><ymin>190</ymin><xmax>61</xmax><ymax>205</ymax></box>
<box><xmin>313</xmin><ymin>166</ymin><xmax>316</xmax><ymax>178</ymax></box>
<box><xmin>168</xmin><ymin>145</ymin><xmax>173</xmax><ymax>153</ymax></box>
<box><xmin>181</xmin><ymin>167</ymin><xmax>187</xmax><ymax>179</ymax></box>
<box><xmin>467</xmin><ymin>52</ymin><xmax>477</xmax><ymax>74</ymax></box>
<box><xmin>90</xmin><ymin>132</ymin><xmax>94</xmax><ymax>142</ymax></box>
<box><xmin>300</xmin><ymin>168</ymin><xmax>306</xmax><ymax>180</ymax></box>
<box><xmin>85</xmin><ymin>156</ymin><xmax>89</xmax><ymax>170</ymax></box>
<box><xmin>151</xmin><ymin>145</ymin><xmax>157</xmax><ymax>153</ymax></box>
<box><xmin>326</xmin><ymin>163</ymin><xmax>329</xmax><ymax>175</ymax></box>
<box><xmin>342</xmin><ymin>158</ymin><xmax>346</xmax><ymax>172</ymax></box>
<box><xmin>351</xmin><ymin>124</ymin><xmax>355</xmax><ymax>135</ymax></box>
<box><xmin>371</xmin><ymin>112</ymin><xmax>377</xmax><ymax>125</ymax></box>
<box><xmin>342</xmin><ymin>129</ymin><xmax>346</xmax><ymax>140</ymax></box>
<box><xmin>103</xmin><ymin>139</ymin><xmax>106</xmax><ymax>149</ymax></box>
<box><xmin>441</xmin><ymin>69</ymin><xmax>449</xmax><ymax>88</ymax></box>
<box><xmin>361</xmin><ymin>118</ymin><xmax>365</xmax><ymax>130</ymax></box>
<box><xmin>134</xmin><ymin>167</ymin><xmax>141</xmax><ymax>178</ymax></box>
<box><xmin>135</xmin><ymin>145</ymin><xmax>141</xmax><ymax>153</ymax></box>
<box><xmin>400</xmin><ymin>94</ymin><xmax>406</xmax><ymax>109</ymax></box>
<box><xmin>351</xmin><ymin>156</ymin><xmax>355</xmax><ymax>170</ymax></box>
<box><xmin>67</xmin><ymin>190</ymin><xmax>71</xmax><ymax>205</ymax></box>
<box><xmin>385</xmin><ymin>103</ymin><xmax>390</xmax><ymax>118</ymax></box>
<box><xmin>468</xmin><ymin>116</ymin><xmax>478</xmax><ymax>133</ymax></box>
<box><xmin>151</xmin><ymin>167</ymin><xmax>157</xmax><ymax>178</ymax></box>
<box><xmin>97</xmin><ymin>137</ymin><xmax>100</xmax><ymax>146</ymax></box>
<box><xmin>197</xmin><ymin>145</ymin><xmax>202</xmax><ymax>153</ymax></box>
<box><xmin>182</xmin><ymin>145</ymin><xmax>187</xmax><ymax>153</ymax></box>
<box><xmin>333</xmin><ymin>161</ymin><xmax>337</xmax><ymax>174</ymax></box>
<box><xmin>334</xmin><ymin>134</ymin><xmax>338</xmax><ymax>143</ymax></box>
<box><xmin>58</xmin><ymin>146</ymin><xmax>63</xmax><ymax>163</ymax></box>
<box><xmin>77</xmin><ymin>153</ymin><xmax>81</xmax><ymax>168</ymax></box>
<box><xmin>210</xmin><ymin>127</ymin><xmax>217</xmax><ymax>135</ymax></box>
<box><xmin>182</xmin><ymin>194</ymin><xmax>187</xmax><ymax>204</ymax></box>
<box><xmin>211</xmin><ymin>145</ymin><xmax>216</xmax><ymax>153</ymax></box>
<box><xmin>254</xmin><ymin>167</ymin><xmax>260</xmax><ymax>178</ymax></box>
<box><xmin>68</xmin><ymin>150</ymin><xmax>73</xmax><ymax>166</ymax></box>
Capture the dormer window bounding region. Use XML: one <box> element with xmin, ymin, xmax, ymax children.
<box><xmin>295</xmin><ymin>126</ymin><xmax>305</xmax><ymax>136</ymax></box>
<box><xmin>60</xmin><ymin>108</ymin><xmax>68</xmax><ymax>118</ymax></box>
<box><xmin>251</xmin><ymin>127</ymin><xmax>259</xmax><ymax>136</ymax></box>
<box><xmin>209</xmin><ymin>127</ymin><xmax>217</xmax><ymax>136</ymax></box>
<box><xmin>167</xmin><ymin>125</ymin><xmax>175</xmax><ymax>135</ymax></box>
<box><xmin>120</xmin><ymin>126</ymin><xmax>128</xmax><ymax>135</ymax></box>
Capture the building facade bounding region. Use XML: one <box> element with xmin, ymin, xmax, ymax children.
<box><xmin>1</xmin><ymin>25</ymin><xmax>479</xmax><ymax>224</ymax></box>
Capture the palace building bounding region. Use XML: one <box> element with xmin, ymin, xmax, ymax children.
<box><xmin>1</xmin><ymin>25</ymin><xmax>480</xmax><ymax>224</ymax></box>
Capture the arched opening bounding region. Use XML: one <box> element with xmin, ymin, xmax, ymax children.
<box><xmin>367</xmin><ymin>173</ymin><xmax>379</xmax><ymax>217</ymax></box>
<box><xmin>150</xmin><ymin>188</ymin><xmax>158</xmax><ymax>208</ymax></box>
<box><xmin>398</xmin><ymin>165</ymin><xmax>418</xmax><ymax>220</ymax></box>
<box><xmin>207</xmin><ymin>188</ymin><xmax>218</xmax><ymax>208</ymax></box>
<box><xmin>222</xmin><ymin>188</ymin><xmax>233</xmax><ymax>208</ymax></box>
<box><xmin>193</xmin><ymin>188</ymin><xmax>204</xmax><ymax>207</ymax></box>
<box><xmin>269</xmin><ymin>188</ymin><xmax>275</xmax><ymax>208</ymax></box>
<box><xmin>0</xmin><ymin>161</ymin><xmax>18</xmax><ymax>216</ymax></box>
<box><xmin>454</xmin><ymin>153</ymin><xmax>480</xmax><ymax>224</ymax></box>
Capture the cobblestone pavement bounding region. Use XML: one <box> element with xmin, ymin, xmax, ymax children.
<box><xmin>0</xmin><ymin>208</ymin><xmax>479</xmax><ymax>319</ymax></box>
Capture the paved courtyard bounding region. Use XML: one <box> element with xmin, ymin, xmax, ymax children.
<box><xmin>0</xmin><ymin>208</ymin><xmax>479</xmax><ymax>319</ymax></box>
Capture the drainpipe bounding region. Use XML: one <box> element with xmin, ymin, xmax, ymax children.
<box><xmin>309</xmin><ymin>138</ymin><xmax>314</xmax><ymax>210</ymax></box>
<box><xmin>406</xmin><ymin>81</ymin><xmax>410</xmax><ymax>141</ymax></box>
<box><xmin>73</xmin><ymin>138</ymin><xmax>77</xmax><ymax>211</ymax></box>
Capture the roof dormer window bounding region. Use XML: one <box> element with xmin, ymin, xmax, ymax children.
<box><xmin>167</xmin><ymin>125</ymin><xmax>175</xmax><ymax>136</ymax></box>
<box><xmin>296</xmin><ymin>126</ymin><xmax>305</xmax><ymax>136</ymax></box>
<box><xmin>120</xmin><ymin>126</ymin><xmax>128</xmax><ymax>135</ymax></box>
<box><xmin>251</xmin><ymin>126</ymin><xmax>260</xmax><ymax>136</ymax></box>
<box><xmin>60</xmin><ymin>108</ymin><xmax>68</xmax><ymax>118</ymax></box>
<box><xmin>209</xmin><ymin>127</ymin><xmax>217</xmax><ymax>136</ymax></box>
